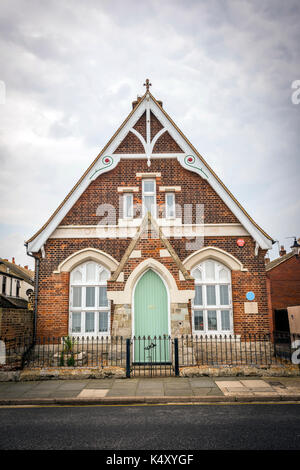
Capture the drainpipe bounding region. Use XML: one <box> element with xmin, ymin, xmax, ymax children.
<box><xmin>25</xmin><ymin>243</ymin><xmax>40</xmax><ymax>342</ymax></box>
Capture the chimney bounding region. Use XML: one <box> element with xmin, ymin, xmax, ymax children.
<box><xmin>265</xmin><ymin>257</ymin><xmax>270</xmax><ymax>265</ymax></box>
<box><xmin>290</xmin><ymin>237</ymin><xmax>300</xmax><ymax>256</ymax></box>
<box><xmin>24</xmin><ymin>265</ymin><xmax>28</xmax><ymax>270</ymax></box>
<box><xmin>12</xmin><ymin>257</ymin><xmax>15</xmax><ymax>264</ymax></box>
<box><xmin>279</xmin><ymin>245</ymin><xmax>286</xmax><ymax>257</ymax></box>
<box><xmin>132</xmin><ymin>96</ymin><xmax>142</xmax><ymax>109</ymax></box>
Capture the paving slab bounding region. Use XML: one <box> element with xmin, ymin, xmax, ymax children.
<box><xmin>189</xmin><ymin>378</ymin><xmax>217</xmax><ymax>388</ymax></box>
<box><xmin>33</xmin><ymin>382</ymin><xmax>66</xmax><ymax>390</ymax></box>
<box><xmin>215</xmin><ymin>381</ymin><xmax>247</xmax><ymax>394</ymax></box>
<box><xmin>48</xmin><ymin>390</ymin><xmax>82</xmax><ymax>398</ymax></box>
<box><xmin>22</xmin><ymin>390</ymin><xmax>56</xmax><ymax>398</ymax></box>
<box><xmin>240</xmin><ymin>380</ymin><xmax>272</xmax><ymax>389</ymax></box>
<box><xmin>0</xmin><ymin>376</ymin><xmax>299</xmax><ymax>404</ymax></box>
<box><xmin>58</xmin><ymin>380</ymin><xmax>88</xmax><ymax>391</ymax></box>
<box><xmin>192</xmin><ymin>388</ymin><xmax>213</xmax><ymax>396</ymax></box>
<box><xmin>106</xmin><ymin>390</ymin><xmax>138</xmax><ymax>397</ymax></box>
<box><xmin>137</xmin><ymin>386</ymin><xmax>164</xmax><ymax>394</ymax></box>
<box><xmin>163</xmin><ymin>390</ymin><xmax>193</xmax><ymax>396</ymax></box>
<box><xmin>84</xmin><ymin>380</ymin><xmax>115</xmax><ymax>389</ymax></box>
<box><xmin>77</xmin><ymin>389</ymin><xmax>109</xmax><ymax>398</ymax></box>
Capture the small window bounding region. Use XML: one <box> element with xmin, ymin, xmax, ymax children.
<box><xmin>165</xmin><ymin>192</ymin><xmax>175</xmax><ymax>219</ymax></box>
<box><xmin>123</xmin><ymin>193</ymin><xmax>133</xmax><ymax>219</ymax></box>
<box><xmin>16</xmin><ymin>280</ymin><xmax>21</xmax><ymax>297</ymax></box>
<box><xmin>142</xmin><ymin>179</ymin><xmax>156</xmax><ymax>217</ymax></box>
<box><xmin>2</xmin><ymin>275</ymin><xmax>6</xmax><ymax>294</ymax></box>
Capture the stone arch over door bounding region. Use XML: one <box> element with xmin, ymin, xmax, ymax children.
<box><xmin>108</xmin><ymin>258</ymin><xmax>194</xmax><ymax>305</ymax></box>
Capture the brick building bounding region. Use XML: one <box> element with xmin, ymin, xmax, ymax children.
<box><xmin>26</xmin><ymin>82</ymin><xmax>273</xmax><ymax>342</ymax></box>
<box><xmin>266</xmin><ymin>240</ymin><xmax>300</xmax><ymax>333</ymax></box>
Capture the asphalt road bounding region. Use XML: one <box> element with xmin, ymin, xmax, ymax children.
<box><xmin>0</xmin><ymin>404</ymin><xmax>299</xmax><ymax>450</ymax></box>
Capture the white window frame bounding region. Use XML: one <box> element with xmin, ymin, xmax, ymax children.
<box><xmin>165</xmin><ymin>192</ymin><xmax>175</xmax><ymax>219</ymax></box>
<box><xmin>123</xmin><ymin>193</ymin><xmax>133</xmax><ymax>219</ymax></box>
<box><xmin>69</xmin><ymin>261</ymin><xmax>111</xmax><ymax>337</ymax></box>
<box><xmin>142</xmin><ymin>178</ymin><xmax>157</xmax><ymax>218</ymax></box>
<box><xmin>191</xmin><ymin>260</ymin><xmax>233</xmax><ymax>336</ymax></box>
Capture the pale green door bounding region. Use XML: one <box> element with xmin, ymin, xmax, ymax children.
<box><xmin>134</xmin><ymin>269</ymin><xmax>169</xmax><ymax>363</ymax></box>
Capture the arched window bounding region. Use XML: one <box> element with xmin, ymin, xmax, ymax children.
<box><xmin>191</xmin><ymin>260</ymin><xmax>233</xmax><ymax>335</ymax></box>
<box><xmin>69</xmin><ymin>261</ymin><xmax>110</xmax><ymax>337</ymax></box>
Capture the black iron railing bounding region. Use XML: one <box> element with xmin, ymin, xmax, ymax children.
<box><xmin>0</xmin><ymin>332</ymin><xmax>299</xmax><ymax>375</ymax></box>
<box><xmin>177</xmin><ymin>332</ymin><xmax>300</xmax><ymax>367</ymax></box>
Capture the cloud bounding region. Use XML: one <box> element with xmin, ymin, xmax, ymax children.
<box><xmin>0</xmin><ymin>0</ymin><xmax>299</xmax><ymax>266</ymax></box>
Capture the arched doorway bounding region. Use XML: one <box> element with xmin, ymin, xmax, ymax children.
<box><xmin>133</xmin><ymin>269</ymin><xmax>170</xmax><ymax>363</ymax></box>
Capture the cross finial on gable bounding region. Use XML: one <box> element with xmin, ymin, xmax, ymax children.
<box><xmin>143</xmin><ymin>78</ymin><xmax>152</xmax><ymax>92</ymax></box>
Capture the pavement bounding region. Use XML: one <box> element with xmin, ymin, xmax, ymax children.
<box><xmin>1</xmin><ymin>376</ymin><xmax>300</xmax><ymax>405</ymax></box>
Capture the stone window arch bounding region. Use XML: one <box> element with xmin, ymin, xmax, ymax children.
<box><xmin>191</xmin><ymin>259</ymin><xmax>233</xmax><ymax>335</ymax></box>
<box><xmin>69</xmin><ymin>261</ymin><xmax>110</xmax><ymax>337</ymax></box>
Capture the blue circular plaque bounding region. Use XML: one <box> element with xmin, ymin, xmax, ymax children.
<box><xmin>246</xmin><ymin>291</ymin><xmax>255</xmax><ymax>301</ymax></box>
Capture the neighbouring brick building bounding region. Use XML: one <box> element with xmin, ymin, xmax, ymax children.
<box><xmin>26</xmin><ymin>82</ymin><xmax>273</xmax><ymax>343</ymax></box>
<box><xmin>266</xmin><ymin>240</ymin><xmax>300</xmax><ymax>333</ymax></box>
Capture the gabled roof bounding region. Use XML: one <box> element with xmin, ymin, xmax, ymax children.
<box><xmin>0</xmin><ymin>259</ymin><xmax>34</xmax><ymax>285</ymax></box>
<box><xmin>26</xmin><ymin>86</ymin><xmax>273</xmax><ymax>253</ymax></box>
<box><xmin>266</xmin><ymin>251</ymin><xmax>296</xmax><ymax>271</ymax></box>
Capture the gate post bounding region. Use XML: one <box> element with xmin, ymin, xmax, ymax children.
<box><xmin>126</xmin><ymin>338</ymin><xmax>131</xmax><ymax>378</ymax></box>
<box><xmin>174</xmin><ymin>338</ymin><xmax>179</xmax><ymax>376</ymax></box>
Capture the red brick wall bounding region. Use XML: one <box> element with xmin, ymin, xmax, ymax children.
<box><xmin>35</xmin><ymin>234</ymin><xmax>269</xmax><ymax>337</ymax></box>
<box><xmin>34</xmin><ymin>152</ymin><xmax>269</xmax><ymax>337</ymax></box>
<box><xmin>60</xmin><ymin>159</ymin><xmax>239</xmax><ymax>225</ymax></box>
<box><xmin>0</xmin><ymin>308</ymin><xmax>34</xmax><ymax>345</ymax></box>
<box><xmin>267</xmin><ymin>256</ymin><xmax>300</xmax><ymax>315</ymax></box>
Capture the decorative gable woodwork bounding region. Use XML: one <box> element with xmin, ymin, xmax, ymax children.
<box><xmin>150</xmin><ymin>110</ymin><xmax>164</xmax><ymax>141</ymax></box>
<box><xmin>133</xmin><ymin>111</ymin><xmax>146</xmax><ymax>141</ymax></box>
<box><xmin>113</xmin><ymin>131</ymin><xmax>145</xmax><ymax>154</ymax></box>
<box><xmin>152</xmin><ymin>130</ymin><xmax>183</xmax><ymax>153</ymax></box>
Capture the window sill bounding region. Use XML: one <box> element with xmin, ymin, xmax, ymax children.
<box><xmin>191</xmin><ymin>333</ymin><xmax>241</xmax><ymax>340</ymax></box>
<box><xmin>68</xmin><ymin>333</ymin><xmax>110</xmax><ymax>339</ymax></box>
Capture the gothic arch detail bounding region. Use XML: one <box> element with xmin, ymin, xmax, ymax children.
<box><xmin>183</xmin><ymin>246</ymin><xmax>248</xmax><ymax>272</ymax></box>
<box><xmin>54</xmin><ymin>248</ymin><xmax>119</xmax><ymax>274</ymax></box>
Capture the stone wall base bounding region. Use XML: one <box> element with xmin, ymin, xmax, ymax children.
<box><xmin>180</xmin><ymin>365</ymin><xmax>300</xmax><ymax>377</ymax></box>
<box><xmin>0</xmin><ymin>367</ymin><xmax>126</xmax><ymax>382</ymax></box>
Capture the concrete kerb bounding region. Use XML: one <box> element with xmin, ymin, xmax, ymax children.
<box><xmin>0</xmin><ymin>395</ymin><xmax>300</xmax><ymax>407</ymax></box>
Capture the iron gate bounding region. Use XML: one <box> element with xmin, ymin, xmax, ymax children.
<box><xmin>128</xmin><ymin>336</ymin><xmax>179</xmax><ymax>377</ymax></box>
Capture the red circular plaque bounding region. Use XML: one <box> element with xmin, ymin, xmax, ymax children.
<box><xmin>237</xmin><ymin>238</ymin><xmax>245</xmax><ymax>247</ymax></box>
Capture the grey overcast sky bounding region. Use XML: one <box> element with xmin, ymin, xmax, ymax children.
<box><xmin>0</xmin><ymin>0</ymin><xmax>299</xmax><ymax>268</ymax></box>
